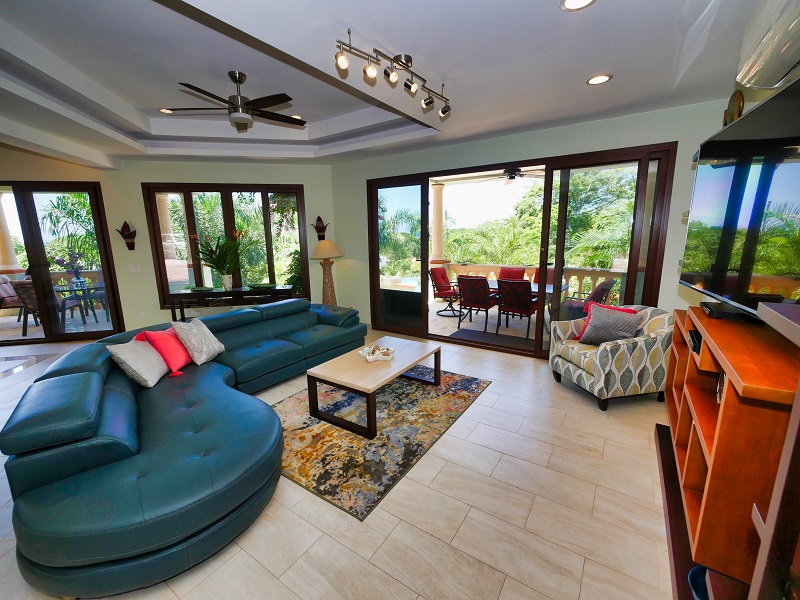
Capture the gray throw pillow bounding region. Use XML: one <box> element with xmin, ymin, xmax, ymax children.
<box><xmin>107</xmin><ymin>339</ymin><xmax>169</xmax><ymax>388</ymax></box>
<box><xmin>579</xmin><ymin>305</ymin><xmax>644</xmax><ymax>346</ymax></box>
<box><xmin>172</xmin><ymin>319</ymin><xmax>225</xmax><ymax>365</ymax></box>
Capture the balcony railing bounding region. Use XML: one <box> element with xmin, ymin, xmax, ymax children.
<box><xmin>446</xmin><ymin>264</ymin><xmax>626</xmax><ymax>298</ymax></box>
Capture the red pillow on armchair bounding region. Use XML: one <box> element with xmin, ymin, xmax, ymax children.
<box><xmin>573</xmin><ymin>302</ymin><xmax>637</xmax><ymax>341</ymax></box>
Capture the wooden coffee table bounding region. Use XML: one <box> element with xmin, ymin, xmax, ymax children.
<box><xmin>306</xmin><ymin>335</ymin><xmax>442</xmax><ymax>439</ymax></box>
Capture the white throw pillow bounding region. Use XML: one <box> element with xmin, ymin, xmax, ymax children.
<box><xmin>107</xmin><ymin>339</ymin><xmax>169</xmax><ymax>388</ymax></box>
<box><xmin>172</xmin><ymin>319</ymin><xmax>225</xmax><ymax>365</ymax></box>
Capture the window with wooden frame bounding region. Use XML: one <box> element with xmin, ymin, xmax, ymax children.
<box><xmin>142</xmin><ymin>184</ymin><xmax>310</xmax><ymax>309</ymax></box>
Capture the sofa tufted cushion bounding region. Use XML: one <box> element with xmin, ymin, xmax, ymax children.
<box><xmin>12</xmin><ymin>361</ymin><xmax>284</xmax><ymax>568</ymax></box>
<box><xmin>214</xmin><ymin>338</ymin><xmax>304</xmax><ymax>383</ymax></box>
<box><xmin>309</xmin><ymin>304</ymin><xmax>360</xmax><ymax>327</ymax></box>
<box><xmin>280</xmin><ymin>323</ymin><xmax>367</xmax><ymax>358</ymax></box>
<box><xmin>0</xmin><ymin>373</ymin><xmax>103</xmax><ymax>455</ymax></box>
<box><xmin>251</xmin><ymin>298</ymin><xmax>310</xmax><ymax>319</ymax></box>
<box><xmin>198</xmin><ymin>308</ymin><xmax>262</xmax><ymax>333</ymax></box>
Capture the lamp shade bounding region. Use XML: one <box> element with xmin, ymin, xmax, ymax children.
<box><xmin>311</xmin><ymin>239</ymin><xmax>344</xmax><ymax>260</ymax></box>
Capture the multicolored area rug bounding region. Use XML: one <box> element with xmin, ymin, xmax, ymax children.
<box><xmin>272</xmin><ymin>365</ymin><xmax>490</xmax><ymax>520</ymax></box>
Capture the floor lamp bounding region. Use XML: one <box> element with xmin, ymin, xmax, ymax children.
<box><xmin>311</xmin><ymin>239</ymin><xmax>344</xmax><ymax>306</ymax></box>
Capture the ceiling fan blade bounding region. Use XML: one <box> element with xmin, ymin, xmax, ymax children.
<box><xmin>164</xmin><ymin>107</ymin><xmax>228</xmax><ymax>112</ymax></box>
<box><xmin>234</xmin><ymin>121</ymin><xmax>249</xmax><ymax>133</ymax></box>
<box><xmin>246</xmin><ymin>93</ymin><xmax>292</xmax><ymax>110</ymax></box>
<box><xmin>252</xmin><ymin>109</ymin><xmax>306</xmax><ymax>126</ymax></box>
<box><xmin>178</xmin><ymin>82</ymin><xmax>233</xmax><ymax>106</ymax></box>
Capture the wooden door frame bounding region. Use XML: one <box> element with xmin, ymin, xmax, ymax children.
<box><xmin>1</xmin><ymin>181</ymin><xmax>125</xmax><ymax>345</ymax></box>
<box><xmin>367</xmin><ymin>175</ymin><xmax>430</xmax><ymax>337</ymax></box>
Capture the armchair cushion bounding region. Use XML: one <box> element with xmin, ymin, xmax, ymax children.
<box><xmin>573</xmin><ymin>303</ymin><xmax>637</xmax><ymax>340</ymax></box>
<box><xmin>578</xmin><ymin>304</ymin><xmax>644</xmax><ymax>345</ymax></box>
<box><xmin>550</xmin><ymin>305</ymin><xmax>673</xmax><ymax>402</ymax></box>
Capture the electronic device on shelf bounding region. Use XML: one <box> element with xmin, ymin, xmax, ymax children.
<box><xmin>678</xmin><ymin>77</ymin><xmax>800</xmax><ymax>321</ymax></box>
<box><xmin>688</xmin><ymin>328</ymin><xmax>703</xmax><ymax>353</ymax></box>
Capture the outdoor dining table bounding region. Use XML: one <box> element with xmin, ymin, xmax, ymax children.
<box><xmin>487</xmin><ymin>279</ymin><xmax>568</xmax><ymax>298</ymax></box>
<box><xmin>53</xmin><ymin>281</ymin><xmax>105</xmax><ymax>323</ymax></box>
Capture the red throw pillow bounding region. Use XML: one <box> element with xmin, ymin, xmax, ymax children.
<box><xmin>573</xmin><ymin>302</ymin><xmax>637</xmax><ymax>341</ymax></box>
<box><xmin>143</xmin><ymin>328</ymin><xmax>191</xmax><ymax>377</ymax></box>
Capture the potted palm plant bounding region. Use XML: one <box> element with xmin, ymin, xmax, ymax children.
<box><xmin>191</xmin><ymin>231</ymin><xmax>256</xmax><ymax>290</ymax></box>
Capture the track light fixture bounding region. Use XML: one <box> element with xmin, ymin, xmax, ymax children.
<box><xmin>384</xmin><ymin>65</ymin><xmax>399</xmax><ymax>83</ymax></box>
<box><xmin>335</xmin><ymin>28</ymin><xmax>452</xmax><ymax>116</ymax></box>
<box><xmin>363</xmin><ymin>58</ymin><xmax>377</xmax><ymax>79</ymax></box>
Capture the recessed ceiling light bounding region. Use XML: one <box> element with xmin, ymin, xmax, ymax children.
<box><xmin>560</xmin><ymin>0</ymin><xmax>597</xmax><ymax>11</ymax></box>
<box><xmin>159</xmin><ymin>108</ymin><xmax>173</xmax><ymax>114</ymax></box>
<box><xmin>586</xmin><ymin>73</ymin><xmax>613</xmax><ymax>85</ymax></box>
<box><xmin>291</xmin><ymin>115</ymin><xmax>302</xmax><ymax>120</ymax></box>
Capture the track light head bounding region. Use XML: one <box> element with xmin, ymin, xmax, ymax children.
<box><xmin>384</xmin><ymin>65</ymin><xmax>399</xmax><ymax>83</ymax></box>
<box><xmin>404</xmin><ymin>77</ymin><xmax>418</xmax><ymax>94</ymax></box>
<box><xmin>421</xmin><ymin>95</ymin><xmax>434</xmax><ymax>108</ymax></box>
<box><xmin>335</xmin><ymin>50</ymin><xmax>349</xmax><ymax>70</ymax></box>
<box><xmin>439</xmin><ymin>103</ymin><xmax>451</xmax><ymax>117</ymax></box>
<box><xmin>364</xmin><ymin>60</ymin><xmax>377</xmax><ymax>79</ymax></box>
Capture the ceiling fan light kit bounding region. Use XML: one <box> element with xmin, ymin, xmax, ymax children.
<box><xmin>335</xmin><ymin>28</ymin><xmax>452</xmax><ymax>117</ymax></box>
<box><xmin>161</xmin><ymin>70</ymin><xmax>306</xmax><ymax>131</ymax></box>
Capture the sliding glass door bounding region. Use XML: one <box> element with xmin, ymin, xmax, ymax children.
<box><xmin>367</xmin><ymin>178</ymin><xmax>429</xmax><ymax>337</ymax></box>
<box><xmin>0</xmin><ymin>182</ymin><xmax>123</xmax><ymax>344</ymax></box>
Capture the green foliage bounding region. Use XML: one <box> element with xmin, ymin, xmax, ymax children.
<box><xmin>39</xmin><ymin>193</ymin><xmax>101</xmax><ymax>269</ymax></box>
<box><xmin>192</xmin><ymin>231</ymin><xmax>257</xmax><ymax>275</ymax></box>
<box><xmin>12</xmin><ymin>237</ymin><xmax>28</xmax><ymax>269</ymax></box>
<box><xmin>378</xmin><ymin>194</ymin><xmax>421</xmax><ymax>277</ymax></box>
<box><xmin>284</xmin><ymin>249</ymin><xmax>304</xmax><ymax>294</ymax></box>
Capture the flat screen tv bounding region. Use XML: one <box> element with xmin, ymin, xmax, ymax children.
<box><xmin>680</xmin><ymin>78</ymin><xmax>800</xmax><ymax>319</ymax></box>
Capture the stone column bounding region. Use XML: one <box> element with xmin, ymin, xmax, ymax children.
<box><xmin>0</xmin><ymin>197</ymin><xmax>23</xmax><ymax>274</ymax></box>
<box><xmin>430</xmin><ymin>182</ymin><xmax>447</xmax><ymax>264</ymax></box>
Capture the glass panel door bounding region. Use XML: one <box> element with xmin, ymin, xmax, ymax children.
<box><xmin>558</xmin><ymin>162</ymin><xmax>639</xmax><ymax>320</ymax></box>
<box><xmin>1</xmin><ymin>182</ymin><xmax>122</xmax><ymax>343</ymax></box>
<box><xmin>32</xmin><ymin>191</ymin><xmax>116</xmax><ymax>336</ymax></box>
<box><xmin>190</xmin><ymin>192</ymin><xmax>225</xmax><ymax>288</ymax></box>
<box><xmin>369</xmin><ymin>182</ymin><xmax>428</xmax><ymax>336</ymax></box>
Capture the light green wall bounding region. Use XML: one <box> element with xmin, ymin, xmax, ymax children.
<box><xmin>1</xmin><ymin>97</ymin><xmax>729</xmax><ymax>332</ymax></box>
<box><xmin>0</xmin><ymin>149</ymin><xmax>333</xmax><ymax>329</ymax></box>
<box><xmin>330</xmin><ymin>99</ymin><xmax>726</xmax><ymax>319</ymax></box>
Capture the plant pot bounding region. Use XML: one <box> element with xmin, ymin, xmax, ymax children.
<box><xmin>221</xmin><ymin>274</ymin><xmax>233</xmax><ymax>291</ymax></box>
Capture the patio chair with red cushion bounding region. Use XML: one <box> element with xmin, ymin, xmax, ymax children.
<box><xmin>457</xmin><ymin>275</ymin><xmax>499</xmax><ymax>332</ymax></box>
<box><xmin>498</xmin><ymin>266</ymin><xmax>526</xmax><ymax>280</ymax></box>
<box><xmin>496</xmin><ymin>279</ymin><xmax>538</xmax><ymax>339</ymax></box>
<box><xmin>429</xmin><ymin>267</ymin><xmax>462</xmax><ymax>317</ymax></box>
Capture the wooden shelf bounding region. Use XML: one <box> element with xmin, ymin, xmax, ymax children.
<box><xmin>685</xmin><ymin>384</ymin><xmax>719</xmax><ymax>459</ymax></box>
<box><xmin>662</xmin><ymin>307</ymin><xmax>799</xmax><ymax>587</ymax></box>
<box><xmin>684</xmin><ymin>487</ymin><xmax>703</xmax><ymax>540</ymax></box>
<box><xmin>706</xmin><ymin>570</ymin><xmax>749</xmax><ymax>600</ymax></box>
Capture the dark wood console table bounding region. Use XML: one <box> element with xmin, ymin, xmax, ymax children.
<box><xmin>169</xmin><ymin>285</ymin><xmax>294</xmax><ymax>321</ymax></box>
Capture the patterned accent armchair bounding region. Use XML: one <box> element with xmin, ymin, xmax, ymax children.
<box><xmin>549</xmin><ymin>305</ymin><xmax>673</xmax><ymax>411</ymax></box>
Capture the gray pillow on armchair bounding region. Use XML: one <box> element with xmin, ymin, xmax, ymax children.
<box><xmin>579</xmin><ymin>304</ymin><xmax>643</xmax><ymax>345</ymax></box>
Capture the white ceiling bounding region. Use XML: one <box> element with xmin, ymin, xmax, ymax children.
<box><xmin>0</xmin><ymin>0</ymin><xmax>759</xmax><ymax>169</ymax></box>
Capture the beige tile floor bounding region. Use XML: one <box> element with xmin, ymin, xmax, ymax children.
<box><xmin>0</xmin><ymin>330</ymin><xmax>671</xmax><ymax>600</ymax></box>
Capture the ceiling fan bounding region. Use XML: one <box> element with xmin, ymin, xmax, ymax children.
<box><xmin>481</xmin><ymin>168</ymin><xmax>543</xmax><ymax>184</ymax></box>
<box><xmin>161</xmin><ymin>71</ymin><xmax>306</xmax><ymax>132</ymax></box>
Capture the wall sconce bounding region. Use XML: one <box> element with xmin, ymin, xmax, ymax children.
<box><xmin>311</xmin><ymin>216</ymin><xmax>329</xmax><ymax>240</ymax></box>
<box><xmin>335</xmin><ymin>29</ymin><xmax>452</xmax><ymax>117</ymax></box>
<box><xmin>116</xmin><ymin>221</ymin><xmax>136</xmax><ymax>250</ymax></box>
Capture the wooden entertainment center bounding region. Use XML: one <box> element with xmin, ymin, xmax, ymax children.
<box><xmin>657</xmin><ymin>305</ymin><xmax>800</xmax><ymax>598</ymax></box>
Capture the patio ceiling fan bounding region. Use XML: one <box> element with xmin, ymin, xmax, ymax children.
<box><xmin>160</xmin><ymin>71</ymin><xmax>306</xmax><ymax>132</ymax></box>
<box><xmin>480</xmin><ymin>168</ymin><xmax>543</xmax><ymax>185</ymax></box>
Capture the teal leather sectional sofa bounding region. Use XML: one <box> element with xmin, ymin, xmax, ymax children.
<box><xmin>0</xmin><ymin>299</ymin><xmax>366</xmax><ymax>599</ymax></box>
